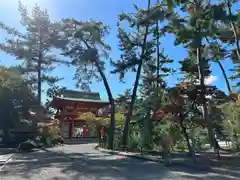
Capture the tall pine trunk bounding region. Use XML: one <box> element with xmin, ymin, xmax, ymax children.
<box><xmin>227</xmin><ymin>0</ymin><xmax>240</xmax><ymax>61</ymax></box>
<box><xmin>95</xmin><ymin>62</ymin><xmax>115</xmax><ymax>150</ymax></box>
<box><xmin>121</xmin><ymin>0</ymin><xmax>151</xmax><ymax>148</ymax></box>
<box><xmin>122</xmin><ymin>62</ymin><xmax>142</xmax><ymax>148</ymax></box>
<box><xmin>156</xmin><ymin>8</ymin><xmax>160</xmax><ymax>94</ymax></box>
<box><xmin>197</xmin><ymin>43</ymin><xmax>220</xmax><ymax>157</ymax></box>
<box><xmin>179</xmin><ymin>114</ymin><xmax>193</xmax><ymax>156</ymax></box>
<box><xmin>216</xmin><ymin>60</ymin><xmax>232</xmax><ymax>94</ymax></box>
<box><xmin>205</xmin><ymin>37</ymin><xmax>232</xmax><ymax>94</ymax></box>
<box><xmin>37</xmin><ymin>27</ymin><xmax>42</xmax><ymax>106</ymax></box>
<box><xmin>82</xmin><ymin>39</ymin><xmax>116</xmax><ymax>150</ymax></box>
<box><xmin>198</xmin><ymin>47</ymin><xmax>220</xmax><ymax>157</ymax></box>
<box><xmin>197</xmin><ymin>45</ymin><xmax>213</xmax><ymax>146</ymax></box>
<box><xmin>37</xmin><ymin>53</ymin><xmax>42</xmax><ymax>106</ymax></box>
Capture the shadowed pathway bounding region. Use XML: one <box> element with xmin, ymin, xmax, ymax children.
<box><xmin>0</xmin><ymin>143</ymin><xmax>237</xmax><ymax>180</ymax></box>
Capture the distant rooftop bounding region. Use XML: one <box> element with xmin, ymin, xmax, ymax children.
<box><xmin>50</xmin><ymin>89</ymin><xmax>109</xmax><ymax>105</ymax></box>
<box><xmin>55</xmin><ymin>96</ymin><xmax>109</xmax><ymax>104</ymax></box>
<box><xmin>61</xmin><ymin>90</ymin><xmax>101</xmax><ymax>101</ymax></box>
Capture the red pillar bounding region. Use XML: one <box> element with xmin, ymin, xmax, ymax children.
<box><xmin>69</xmin><ymin>119</ymin><xmax>72</xmax><ymax>138</ymax></box>
<box><xmin>82</xmin><ymin>126</ymin><xmax>86</xmax><ymax>137</ymax></box>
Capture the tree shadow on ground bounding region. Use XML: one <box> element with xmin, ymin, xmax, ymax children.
<box><xmin>1</xmin><ymin>145</ymin><xmax>238</xmax><ymax>180</ymax></box>
<box><xmin>196</xmin><ymin>151</ymin><xmax>240</xmax><ymax>168</ymax></box>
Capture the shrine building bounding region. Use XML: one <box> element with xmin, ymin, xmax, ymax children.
<box><xmin>49</xmin><ymin>90</ymin><xmax>109</xmax><ymax>139</ymax></box>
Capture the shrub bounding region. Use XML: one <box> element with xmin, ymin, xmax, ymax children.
<box><xmin>38</xmin><ymin>121</ymin><xmax>60</xmax><ymax>147</ymax></box>
<box><xmin>113</xmin><ymin>133</ymin><xmax>121</xmax><ymax>150</ymax></box>
<box><xmin>221</xmin><ymin>100</ymin><xmax>240</xmax><ymax>149</ymax></box>
<box><xmin>128</xmin><ymin>133</ymin><xmax>141</xmax><ymax>151</ymax></box>
<box><xmin>17</xmin><ymin>140</ymin><xmax>36</xmax><ymax>152</ymax></box>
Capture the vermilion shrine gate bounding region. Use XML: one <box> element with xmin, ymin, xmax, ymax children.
<box><xmin>49</xmin><ymin>90</ymin><xmax>109</xmax><ymax>139</ymax></box>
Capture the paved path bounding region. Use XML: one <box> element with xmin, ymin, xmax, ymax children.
<box><xmin>0</xmin><ymin>154</ymin><xmax>13</xmax><ymax>162</ymax></box>
<box><xmin>0</xmin><ymin>153</ymin><xmax>14</xmax><ymax>168</ymax></box>
<box><xmin>0</xmin><ymin>143</ymin><xmax>237</xmax><ymax>180</ymax></box>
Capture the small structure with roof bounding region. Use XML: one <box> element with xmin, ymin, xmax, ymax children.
<box><xmin>49</xmin><ymin>90</ymin><xmax>109</xmax><ymax>139</ymax></box>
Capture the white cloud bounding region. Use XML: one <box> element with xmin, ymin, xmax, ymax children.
<box><xmin>204</xmin><ymin>75</ymin><xmax>217</xmax><ymax>85</ymax></box>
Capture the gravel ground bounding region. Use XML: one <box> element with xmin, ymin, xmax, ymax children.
<box><xmin>0</xmin><ymin>143</ymin><xmax>238</xmax><ymax>180</ymax></box>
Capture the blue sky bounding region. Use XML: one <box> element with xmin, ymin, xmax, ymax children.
<box><xmin>0</xmin><ymin>0</ymin><xmax>235</xmax><ymax>102</ymax></box>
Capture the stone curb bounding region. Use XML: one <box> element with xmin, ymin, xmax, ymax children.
<box><xmin>95</xmin><ymin>146</ymin><xmax>240</xmax><ymax>177</ymax></box>
<box><xmin>94</xmin><ymin>146</ymin><xmax>209</xmax><ymax>170</ymax></box>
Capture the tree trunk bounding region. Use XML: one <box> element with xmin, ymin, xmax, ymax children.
<box><xmin>204</xmin><ymin>36</ymin><xmax>232</xmax><ymax>94</ymax></box>
<box><xmin>121</xmin><ymin>0</ymin><xmax>152</xmax><ymax>148</ymax></box>
<box><xmin>95</xmin><ymin>62</ymin><xmax>115</xmax><ymax>150</ymax></box>
<box><xmin>156</xmin><ymin>15</ymin><xmax>160</xmax><ymax>95</ymax></box>
<box><xmin>179</xmin><ymin>114</ymin><xmax>193</xmax><ymax>156</ymax></box>
<box><xmin>37</xmin><ymin>54</ymin><xmax>42</xmax><ymax>106</ymax></box>
<box><xmin>216</xmin><ymin>60</ymin><xmax>232</xmax><ymax>94</ymax></box>
<box><xmin>81</xmin><ymin>39</ymin><xmax>116</xmax><ymax>150</ymax></box>
<box><xmin>37</xmin><ymin>26</ymin><xmax>42</xmax><ymax>106</ymax></box>
<box><xmin>122</xmin><ymin>63</ymin><xmax>142</xmax><ymax>148</ymax></box>
<box><xmin>197</xmin><ymin>46</ymin><xmax>215</xmax><ymax>149</ymax></box>
<box><xmin>142</xmin><ymin>109</ymin><xmax>153</xmax><ymax>151</ymax></box>
<box><xmin>227</xmin><ymin>0</ymin><xmax>240</xmax><ymax>61</ymax></box>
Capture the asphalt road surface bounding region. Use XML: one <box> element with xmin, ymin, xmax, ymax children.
<box><xmin>0</xmin><ymin>143</ymin><xmax>237</xmax><ymax>180</ymax></box>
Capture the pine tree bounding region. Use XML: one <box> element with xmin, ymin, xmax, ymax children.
<box><xmin>0</xmin><ymin>2</ymin><xmax>67</xmax><ymax>105</ymax></box>
<box><xmin>59</xmin><ymin>19</ymin><xmax>116</xmax><ymax>149</ymax></box>
<box><xmin>164</xmin><ymin>0</ymin><xmax>221</xmax><ymax>149</ymax></box>
<box><xmin>115</xmin><ymin>89</ymin><xmax>131</xmax><ymax>113</ymax></box>
<box><xmin>111</xmin><ymin>0</ymin><xmax>152</xmax><ymax>147</ymax></box>
<box><xmin>0</xmin><ymin>66</ymin><xmax>37</xmax><ymax>143</ymax></box>
<box><xmin>137</xmin><ymin>1</ymin><xmax>174</xmax><ymax>150</ymax></box>
<box><xmin>111</xmin><ymin>0</ymin><xmax>171</xmax><ymax>147</ymax></box>
<box><xmin>211</xmin><ymin>0</ymin><xmax>240</xmax><ymax>86</ymax></box>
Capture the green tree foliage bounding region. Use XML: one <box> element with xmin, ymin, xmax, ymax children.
<box><xmin>2</xmin><ymin>0</ymin><xmax>240</xmax><ymax>155</ymax></box>
<box><xmin>115</xmin><ymin>89</ymin><xmax>131</xmax><ymax>113</ymax></box>
<box><xmin>204</xmin><ymin>0</ymin><xmax>240</xmax><ymax>88</ymax></box>
<box><xmin>0</xmin><ymin>2</ymin><xmax>68</xmax><ymax>105</ymax></box>
<box><xmin>78</xmin><ymin>111</ymin><xmax>124</xmax><ymax>129</ymax></box>
<box><xmin>221</xmin><ymin>95</ymin><xmax>240</xmax><ymax>149</ymax></box>
<box><xmin>163</xmin><ymin>0</ymin><xmax>224</xmax><ymax>150</ymax></box>
<box><xmin>111</xmin><ymin>0</ymin><xmax>170</xmax><ymax>147</ymax></box>
<box><xmin>59</xmin><ymin>19</ymin><xmax>116</xmax><ymax>149</ymax></box>
<box><xmin>46</xmin><ymin>85</ymin><xmax>66</xmax><ymax>104</ymax></box>
<box><xmin>0</xmin><ymin>66</ymin><xmax>37</xmax><ymax>143</ymax></box>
